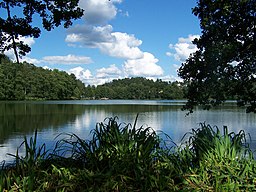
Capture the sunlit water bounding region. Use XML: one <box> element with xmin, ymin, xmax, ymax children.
<box><xmin>0</xmin><ymin>100</ymin><xmax>255</xmax><ymax>163</ymax></box>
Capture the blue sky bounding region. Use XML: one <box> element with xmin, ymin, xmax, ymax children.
<box><xmin>6</xmin><ymin>0</ymin><xmax>201</xmax><ymax>85</ymax></box>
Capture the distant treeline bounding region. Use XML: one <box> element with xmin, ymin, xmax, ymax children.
<box><xmin>0</xmin><ymin>56</ymin><xmax>85</xmax><ymax>100</ymax></box>
<box><xmin>84</xmin><ymin>77</ymin><xmax>185</xmax><ymax>100</ymax></box>
<box><xmin>0</xmin><ymin>55</ymin><xmax>185</xmax><ymax>100</ymax></box>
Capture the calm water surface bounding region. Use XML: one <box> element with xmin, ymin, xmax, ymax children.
<box><xmin>0</xmin><ymin>100</ymin><xmax>256</xmax><ymax>162</ymax></box>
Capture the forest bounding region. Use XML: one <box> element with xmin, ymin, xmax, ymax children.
<box><xmin>0</xmin><ymin>55</ymin><xmax>185</xmax><ymax>101</ymax></box>
<box><xmin>84</xmin><ymin>77</ymin><xmax>185</xmax><ymax>100</ymax></box>
<box><xmin>0</xmin><ymin>55</ymin><xmax>85</xmax><ymax>100</ymax></box>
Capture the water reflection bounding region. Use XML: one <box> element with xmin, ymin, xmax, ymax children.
<box><xmin>0</xmin><ymin>103</ymin><xmax>86</xmax><ymax>143</ymax></box>
<box><xmin>0</xmin><ymin>100</ymin><xmax>256</xmax><ymax>163</ymax></box>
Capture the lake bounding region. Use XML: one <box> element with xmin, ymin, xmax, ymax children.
<box><xmin>1</xmin><ymin>100</ymin><xmax>256</xmax><ymax>163</ymax></box>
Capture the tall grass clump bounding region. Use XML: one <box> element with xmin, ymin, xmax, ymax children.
<box><xmin>0</xmin><ymin>130</ymin><xmax>49</xmax><ymax>191</ymax></box>
<box><xmin>53</xmin><ymin>116</ymin><xmax>173</xmax><ymax>191</ymax></box>
<box><xmin>0</xmin><ymin>118</ymin><xmax>256</xmax><ymax>191</ymax></box>
<box><xmin>179</xmin><ymin>123</ymin><xmax>256</xmax><ymax>191</ymax></box>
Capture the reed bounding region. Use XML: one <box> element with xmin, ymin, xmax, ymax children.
<box><xmin>0</xmin><ymin>118</ymin><xmax>255</xmax><ymax>191</ymax></box>
<box><xmin>0</xmin><ymin>130</ymin><xmax>49</xmax><ymax>191</ymax></box>
<box><xmin>53</xmin><ymin>116</ymin><xmax>166</xmax><ymax>191</ymax></box>
<box><xmin>180</xmin><ymin>123</ymin><xmax>256</xmax><ymax>191</ymax></box>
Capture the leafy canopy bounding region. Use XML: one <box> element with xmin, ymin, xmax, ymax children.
<box><xmin>0</xmin><ymin>0</ymin><xmax>83</xmax><ymax>63</ymax></box>
<box><xmin>178</xmin><ymin>0</ymin><xmax>256</xmax><ymax>113</ymax></box>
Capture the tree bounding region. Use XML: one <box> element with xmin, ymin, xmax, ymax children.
<box><xmin>0</xmin><ymin>60</ymin><xmax>86</xmax><ymax>100</ymax></box>
<box><xmin>178</xmin><ymin>0</ymin><xmax>256</xmax><ymax>113</ymax></box>
<box><xmin>0</xmin><ymin>0</ymin><xmax>83</xmax><ymax>63</ymax></box>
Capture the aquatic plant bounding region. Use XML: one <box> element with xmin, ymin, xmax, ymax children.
<box><xmin>0</xmin><ymin>118</ymin><xmax>255</xmax><ymax>191</ymax></box>
<box><xmin>180</xmin><ymin>123</ymin><xmax>256</xmax><ymax>191</ymax></box>
<box><xmin>53</xmin><ymin>116</ymin><xmax>169</xmax><ymax>191</ymax></box>
<box><xmin>0</xmin><ymin>130</ymin><xmax>49</xmax><ymax>191</ymax></box>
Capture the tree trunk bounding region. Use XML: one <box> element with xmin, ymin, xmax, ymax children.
<box><xmin>6</xmin><ymin>0</ymin><xmax>20</xmax><ymax>63</ymax></box>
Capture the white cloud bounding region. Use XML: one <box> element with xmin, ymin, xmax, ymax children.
<box><xmin>66</xmin><ymin>25</ymin><xmax>114</xmax><ymax>48</ymax></box>
<box><xmin>65</xmin><ymin>0</ymin><xmax>144</xmax><ymax>60</ymax></box>
<box><xmin>118</xmin><ymin>9</ymin><xmax>129</xmax><ymax>17</ymax></box>
<box><xmin>20</xmin><ymin>56</ymin><xmax>41</xmax><ymax>64</ymax></box>
<box><xmin>65</xmin><ymin>0</ymin><xmax>146</xmax><ymax>61</ymax></box>
<box><xmin>79</xmin><ymin>0</ymin><xmax>123</xmax><ymax>25</ymax></box>
<box><xmin>96</xmin><ymin>64</ymin><xmax>122</xmax><ymax>78</ymax></box>
<box><xmin>67</xmin><ymin>65</ymin><xmax>123</xmax><ymax>86</ymax></box>
<box><xmin>68</xmin><ymin>66</ymin><xmax>93</xmax><ymax>83</ymax></box>
<box><xmin>66</xmin><ymin>25</ymin><xmax>143</xmax><ymax>60</ymax></box>
<box><xmin>97</xmin><ymin>32</ymin><xmax>143</xmax><ymax>59</ymax></box>
<box><xmin>91</xmin><ymin>78</ymin><xmax>111</xmax><ymax>85</ymax></box>
<box><xmin>68</xmin><ymin>66</ymin><xmax>113</xmax><ymax>86</ymax></box>
<box><xmin>42</xmin><ymin>54</ymin><xmax>93</xmax><ymax>65</ymax></box>
<box><xmin>43</xmin><ymin>66</ymin><xmax>52</xmax><ymax>70</ymax></box>
<box><xmin>166</xmin><ymin>52</ymin><xmax>172</xmax><ymax>57</ymax></box>
<box><xmin>123</xmin><ymin>52</ymin><xmax>164</xmax><ymax>77</ymax></box>
<box><xmin>64</xmin><ymin>0</ymin><xmax>166</xmax><ymax>83</ymax></box>
<box><xmin>168</xmin><ymin>34</ymin><xmax>200</xmax><ymax>62</ymax></box>
<box><xmin>18</xmin><ymin>36</ymin><xmax>35</xmax><ymax>47</ymax></box>
<box><xmin>68</xmin><ymin>63</ymin><xmax>180</xmax><ymax>86</ymax></box>
<box><xmin>161</xmin><ymin>75</ymin><xmax>182</xmax><ymax>82</ymax></box>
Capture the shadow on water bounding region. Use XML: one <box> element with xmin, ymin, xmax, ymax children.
<box><xmin>0</xmin><ymin>101</ymin><xmax>183</xmax><ymax>144</ymax></box>
<box><xmin>0</xmin><ymin>102</ymin><xmax>86</xmax><ymax>144</ymax></box>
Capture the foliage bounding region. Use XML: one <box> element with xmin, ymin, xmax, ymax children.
<box><xmin>0</xmin><ymin>56</ymin><xmax>185</xmax><ymax>101</ymax></box>
<box><xmin>180</xmin><ymin>123</ymin><xmax>256</xmax><ymax>191</ymax></box>
<box><xmin>0</xmin><ymin>117</ymin><xmax>256</xmax><ymax>191</ymax></box>
<box><xmin>178</xmin><ymin>0</ymin><xmax>256</xmax><ymax>113</ymax></box>
<box><xmin>52</xmin><ymin>116</ymin><xmax>171</xmax><ymax>191</ymax></box>
<box><xmin>0</xmin><ymin>58</ymin><xmax>85</xmax><ymax>100</ymax></box>
<box><xmin>0</xmin><ymin>0</ymin><xmax>83</xmax><ymax>63</ymax></box>
<box><xmin>84</xmin><ymin>77</ymin><xmax>185</xmax><ymax>100</ymax></box>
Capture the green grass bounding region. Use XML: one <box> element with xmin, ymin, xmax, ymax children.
<box><xmin>0</xmin><ymin>118</ymin><xmax>256</xmax><ymax>191</ymax></box>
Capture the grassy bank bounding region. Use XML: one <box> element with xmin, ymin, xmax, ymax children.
<box><xmin>1</xmin><ymin>116</ymin><xmax>256</xmax><ymax>191</ymax></box>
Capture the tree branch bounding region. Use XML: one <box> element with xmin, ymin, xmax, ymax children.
<box><xmin>6</xmin><ymin>0</ymin><xmax>20</xmax><ymax>63</ymax></box>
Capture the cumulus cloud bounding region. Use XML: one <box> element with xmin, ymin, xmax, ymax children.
<box><xmin>66</xmin><ymin>25</ymin><xmax>143</xmax><ymax>60</ymax></box>
<box><xmin>20</xmin><ymin>56</ymin><xmax>41</xmax><ymax>64</ymax></box>
<box><xmin>97</xmin><ymin>32</ymin><xmax>143</xmax><ymax>59</ymax></box>
<box><xmin>79</xmin><ymin>0</ymin><xmax>123</xmax><ymax>25</ymax></box>
<box><xmin>68</xmin><ymin>63</ymin><xmax>177</xmax><ymax>86</ymax></box>
<box><xmin>95</xmin><ymin>64</ymin><xmax>122</xmax><ymax>85</ymax></box>
<box><xmin>68</xmin><ymin>66</ymin><xmax>119</xmax><ymax>86</ymax></box>
<box><xmin>66</xmin><ymin>25</ymin><xmax>114</xmax><ymax>48</ymax></box>
<box><xmin>42</xmin><ymin>54</ymin><xmax>93</xmax><ymax>65</ymax></box>
<box><xmin>68</xmin><ymin>66</ymin><xmax>93</xmax><ymax>83</ymax></box>
<box><xmin>123</xmin><ymin>52</ymin><xmax>164</xmax><ymax>77</ymax></box>
<box><xmin>167</xmin><ymin>34</ymin><xmax>200</xmax><ymax>62</ymax></box>
<box><xmin>65</xmin><ymin>0</ymin><xmax>165</xmax><ymax>83</ymax></box>
<box><xmin>65</xmin><ymin>0</ymin><xmax>145</xmax><ymax>60</ymax></box>
<box><xmin>96</xmin><ymin>64</ymin><xmax>122</xmax><ymax>78</ymax></box>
